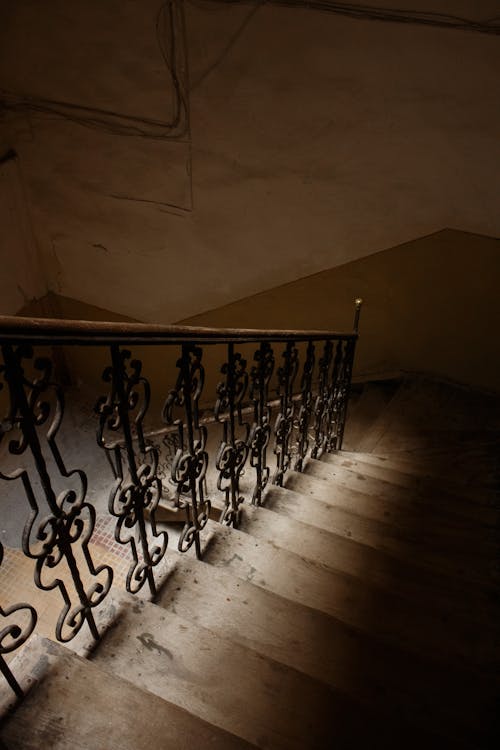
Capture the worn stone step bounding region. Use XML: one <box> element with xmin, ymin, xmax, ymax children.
<box><xmin>235</xmin><ymin>499</ymin><xmax>498</xmax><ymax>627</ymax></box>
<box><xmin>98</xmin><ymin>588</ymin><xmax>495</xmax><ymax>747</ymax></box>
<box><xmin>321</xmin><ymin>451</ymin><xmax>493</xmax><ymax>504</ymax></box>
<box><xmin>92</xmin><ymin>591</ymin><xmax>351</xmax><ymax>750</ymax></box>
<box><xmin>264</xmin><ymin>482</ymin><xmax>433</xmax><ymax>549</ymax></box>
<box><xmin>280</xmin><ymin>475</ymin><xmax>497</xmax><ymax>593</ymax></box>
<box><xmin>302</xmin><ymin>458</ymin><xmax>498</xmax><ymax>526</ymax></box>
<box><xmin>321</xmin><ymin>450</ymin><xmax>499</xmax><ymax>502</ymax></box>
<box><xmin>330</xmin><ymin>446</ymin><xmax>499</xmax><ymax>475</ymax></box>
<box><xmin>286</xmin><ymin>468</ymin><xmax>498</xmax><ymax>555</ymax></box>
<box><xmin>198</xmin><ymin>521</ymin><xmax>497</xmax><ymax>669</ymax></box>
<box><xmin>370</xmin><ymin>432</ymin><xmax>500</xmax><ymax>465</ymax></box>
<box><xmin>285</xmin><ymin>469</ymin><xmax>497</xmax><ymax>552</ymax></box>
<box><xmin>156</xmin><ymin>549</ymin><xmax>498</xmax><ymax>744</ymax></box>
<box><xmin>156</xmin><ymin>548</ymin><xmax>346</xmax><ymax>686</ymax></box>
<box><xmin>341</xmin><ymin>380</ymin><xmax>402</xmax><ymax>452</ymax></box>
<box><xmin>348</xmin><ymin>379</ymin><xmax>500</xmax><ymax>451</ymax></box>
<box><xmin>262</xmin><ymin>484</ymin><xmax>499</xmax><ymax>603</ymax></box>
<box><xmin>0</xmin><ymin>635</ymin><xmax>256</xmax><ymax>750</ymax></box>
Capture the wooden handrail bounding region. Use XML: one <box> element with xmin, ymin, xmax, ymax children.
<box><xmin>0</xmin><ymin>314</ymin><xmax>358</xmax><ymax>346</ymax></box>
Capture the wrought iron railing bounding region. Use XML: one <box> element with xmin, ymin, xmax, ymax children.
<box><xmin>0</xmin><ymin>300</ymin><xmax>361</xmax><ymax>695</ymax></box>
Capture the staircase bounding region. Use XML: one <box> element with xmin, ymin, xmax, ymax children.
<box><xmin>1</xmin><ymin>373</ymin><xmax>498</xmax><ymax>749</ymax></box>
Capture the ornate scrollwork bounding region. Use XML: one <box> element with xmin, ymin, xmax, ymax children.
<box><xmin>162</xmin><ymin>344</ymin><xmax>210</xmax><ymax>558</ymax></box>
<box><xmin>322</xmin><ymin>339</ymin><xmax>344</xmax><ymax>452</ymax></box>
<box><xmin>0</xmin><ymin>541</ymin><xmax>37</xmax><ymax>697</ymax></box>
<box><xmin>294</xmin><ymin>341</ymin><xmax>315</xmax><ymax>472</ymax></box>
<box><xmin>96</xmin><ymin>346</ymin><xmax>167</xmax><ymax>596</ymax></box>
<box><xmin>310</xmin><ymin>340</ymin><xmax>334</xmax><ymax>459</ymax></box>
<box><xmin>214</xmin><ymin>345</ymin><xmax>249</xmax><ymax>527</ymax></box>
<box><xmin>248</xmin><ymin>342</ymin><xmax>274</xmax><ymax>505</ymax></box>
<box><xmin>328</xmin><ymin>339</ymin><xmax>355</xmax><ymax>451</ymax></box>
<box><xmin>273</xmin><ymin>342</ymin><xmax>299</xmax><ymax>486</ymax></box>
<box><xmin>0</xmin><ymin>344</ymin><xmax>112</xmax><ymax>644</ymax></box>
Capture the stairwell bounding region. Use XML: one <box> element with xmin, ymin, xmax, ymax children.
<box><xmin>0</xmin><ymin>371</ymin><xmax>498</xmax><ymax>748</ymax></box>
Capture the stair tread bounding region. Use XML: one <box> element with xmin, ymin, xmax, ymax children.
<box><xmin>157</xmin><ymin>548</ymin><xmax>344</xmax><ymax>686</ymax></box>
<box><xmin>4</xmin><ymin>376</ymin><xmax>499</xmax><ymax>749</ymax></box>
<box><xmin>152</xmin><ymin>552</ymin><xmax>497</xmax><ymax>744</ymax></box>
<box><xmin>198</xmin><ymin>521</ymin><xmax>498</xmax><ymax>668</ymax></box>
<box><xmin>302</xmin><ymin>458</ymin><xmax>498</xmax><ymax>525</ymax></box>
<box><xmin>263</xmin><ymin>484</ymin><xmax>499</xmax><ymax>607</ymax></box>
<box><xmin>347</xmin><ymin>380</ymin><xmax>500</xmax><ymax>455</ymax></box>
<box><xmin>1</xmin><ymin>635</ymin><xmax>256</xmax><ymax>750</ymax></box>
<box><xmin>94</xmin><ymin>590</ymin><xmax>406</xmax><ymax>750</ymax></box>
<box><xmin>286</xmin><ymin>468</ymin><xmax>498</xmax><ymax>549</ymax></box>
<box><xmin>295</xmin><ymin>462</ymin><xmax>498</xmax><ymax>576</ymax></box>
<box><xmin>321</xmin><ymin>449</ymin><xmax>499</xmax><ymax>499</ymax></box>
<box><xmin>341</xmin><ymin>380</ymin><xmax>402</xmax><ymax>452</ymax></box>
<box><xmin>241</xmin><ymin>495</ymin><xmax>498</xmax><ymax>625</ymax></box>
<box><xmin>285</xmin><ymin>468</ymin><xmax>497</xmax><ymax>548</ymax></box>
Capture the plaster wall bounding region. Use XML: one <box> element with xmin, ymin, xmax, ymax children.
<box><xmin>0</xmin><ymin>154</ymin><xmax>46</xmax><ymax>314</ymax></box>
<box><xmin>181</xmin><ymin>228</ymin><xmax>500</xmax><ymax>393</ymax></box>
<box><xmin>0</xmin><ymin>1</ymin><xmax>499</xmax><ymax>321</ymax></box>
<box><xmin>18</xmin><ymin>230</ymin><xmax>500</xmax><ymax>403</ymax></box>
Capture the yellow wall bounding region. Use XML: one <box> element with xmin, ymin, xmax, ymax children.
<box><xmin>180</xmin><ymin>229</ymin><xmax>500</xmax><ymax>393</ymax></box>
<box><xmin>1</xmin><ymin>2</ymin><xmax>499</xmax><ymax>323</ymax></box>
<box><xmin>11</xmin><ymin>229</ymin><xmax>500</xmax><ymax>399</ymax></box>
<box><xmin>0</xmin><ymin>156</ymin><xmax>47</xmax><ymax>315</ymax></box>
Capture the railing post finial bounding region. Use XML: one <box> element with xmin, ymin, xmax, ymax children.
<box><xmin>353</xmin><ymin>298</ymin><xmax>363</xmax><ymax>333</ymax></box>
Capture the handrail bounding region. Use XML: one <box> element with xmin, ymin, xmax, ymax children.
<box><xmin>0</xmin><ymin>314</ymin><xmax>358</xmax><ymax>345</ymax></box>
<box><xmin>0</xmin><ymin>300</ymin><xmax>362</xmax><ymax>696</ymax></box>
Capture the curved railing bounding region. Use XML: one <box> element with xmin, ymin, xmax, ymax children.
<box><xmin>0</xmin><ymin>300</ymin><xmax>361</xmax><ymax>694</ymax></box>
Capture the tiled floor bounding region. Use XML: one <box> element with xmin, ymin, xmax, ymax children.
<box><xmin>0</xmin><ymin>516</ymin><xmax>132</xmax><ymax>664</ymax></box>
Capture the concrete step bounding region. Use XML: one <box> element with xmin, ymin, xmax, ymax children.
<box><xmin>92</xmin><ymin>590</ymin><xmax>347</xmax><ymax>750</ymax></box>
<box><xmin>369</xmin><ymin>432</ymin><xmax>500</xmax><ymax>471</ymax></box>
<box><xmin>239</xmin><ymin>495</ymin><xmax>498</xmax><ymax>628</ymax></box>
<box><xmin>322</xmin><ymin>448</ymin><xmax>499</xmax><ymax>501</ymax></box>
<box><xmin>264</xmin><ymin>482</ymin><xmax>437</xmax><ymax>549</ymax></box>
<box><xmin>198</xmin><ymin>521</ymin><xmax>497</xmax><ymax>669</ymax></box>
<box><xmin>302</xmin><ymin>458</ymin><xmax>498</xmax><ymax>526</ymax></box>
<box><xmin>262</xmin><ymin>484</ymin><xmax>499</xmax><ymax>606</ymax></box>
<box><xmin>284</xmin><ymin>470</ymin><xmax>498</xmax><ymax>592</ymax></box>
<box><xmin>151</xmin><ymin>550</ymin><xmax>496</xmax><ymax>745</ymax></box>
<box><xmin>156</xmin><ymin>548</ymin><xmax>346</xmax><ymax>687</ymax></box>
<box><xmin>0</xmin><ymin>635</ymin><xmax>256</xmax><ymax>750</ymax></box>
<box><xmin>288</xmin><ymin>464</ymin><xmax>497</xmax><ymax>541</ymax></box>
<box><xmin>347</xmin><ymin>379</ymin><xmax>500</xmax><ymax>455</ymax></box>
<box><xmin>341</xmin><ymin>380</ymin><xmax>402</xmax><ymax>452</ymax></box>
<box><xmin>285</xmin><ymin>469</ymin><xmax>496</xmax><ymax>549</ymax></box>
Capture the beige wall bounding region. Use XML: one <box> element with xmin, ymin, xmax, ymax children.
<box><xmin>0</xmin><ymin>155</ymin><xmax>47</xmax><ymax>315</ymax></box>
<box><xmin>1</xmin><ymin>2</ymin><xmax>499</xmax><ymax>322</ymax></box>
<box><xmin>14</xmin><ymin>229</ymin><xmax>500</xmax><ymax>400</ymax></box>
<box><xmin>180</xmin><ymin>228</ymin><xmax>500</xmax><ymax>393</ymax></box>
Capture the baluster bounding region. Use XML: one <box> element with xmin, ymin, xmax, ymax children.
<box><xmin>333</xmin><ymin>299</ymin><xmax>362</xmax><ymax>450</ymax></box>
<box><xmin>324</xmin><ymin>339</ymin><xmax>344</xmax><ymax>452</ymax></box>
<box><xmin>335</xmin><ymin>298</ymin><xmax>362</xmax><ymax>450</ymax></box>
<box><xmin>311</xmin><ymin>340</ymin><xmax>333</xmax><ymax>459</ymax></box>
<box><xmin>294</xmin><ymin>341</ymin><xmax>315</xmax><ymax>472</ymax></box>
<box><xmin>273</xmin><ymin>342</ymin><xmax>299</xmax><ymax>486</ymax></box>
<box><xmin>248</xmin><ymin>342</ymin><xmax>274</xmax><ymax>505</ymax></box>
<box><xmin>0</xmin><ymin>541</ymin><xmax>37</xmax><ymax>697</ymax></box>
<box><xmin>163</xmin><ymin>344</ymin><xmax>210</xmax><ymax>559</ymax></box>
<box><xmin>215</xmin><ymin>344</ymin><xmax>249</xmax><ymax>527</ymax></box>
<box><xmin>96</xmin><ymin>346</ymin><xmax>166</xmax><ymax>597</ymax></box>
<box><xmin>0</xmin><ymin>344</ymin><xmax>112</xmax><ymax>643</ymax></box>
<box><xmin>334</xmin><ymin>338</ymin><xmax>356</xmax><ymax>451</ymax></box>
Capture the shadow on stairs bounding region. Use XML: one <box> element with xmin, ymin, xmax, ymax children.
<box><xmin>1</xmin><ymin>377</ymin><xmax>498</xmax><ymax>749</ymax></box>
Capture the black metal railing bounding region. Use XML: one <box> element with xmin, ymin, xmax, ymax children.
<box><xmin>0</xmin><ymin>300</ymin><xmax>361</xmax><ymax>695</ymax></box>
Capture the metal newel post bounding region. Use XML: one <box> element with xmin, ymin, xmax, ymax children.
<box><xmin>336</xmin><ymin>298</ymin><xmax>363</xmax><ymax>451</ymax></box>
<box><xmin>353</xmin><ymin>297</ymin><xmax>363</xmax><ymax>333</ymax></box>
